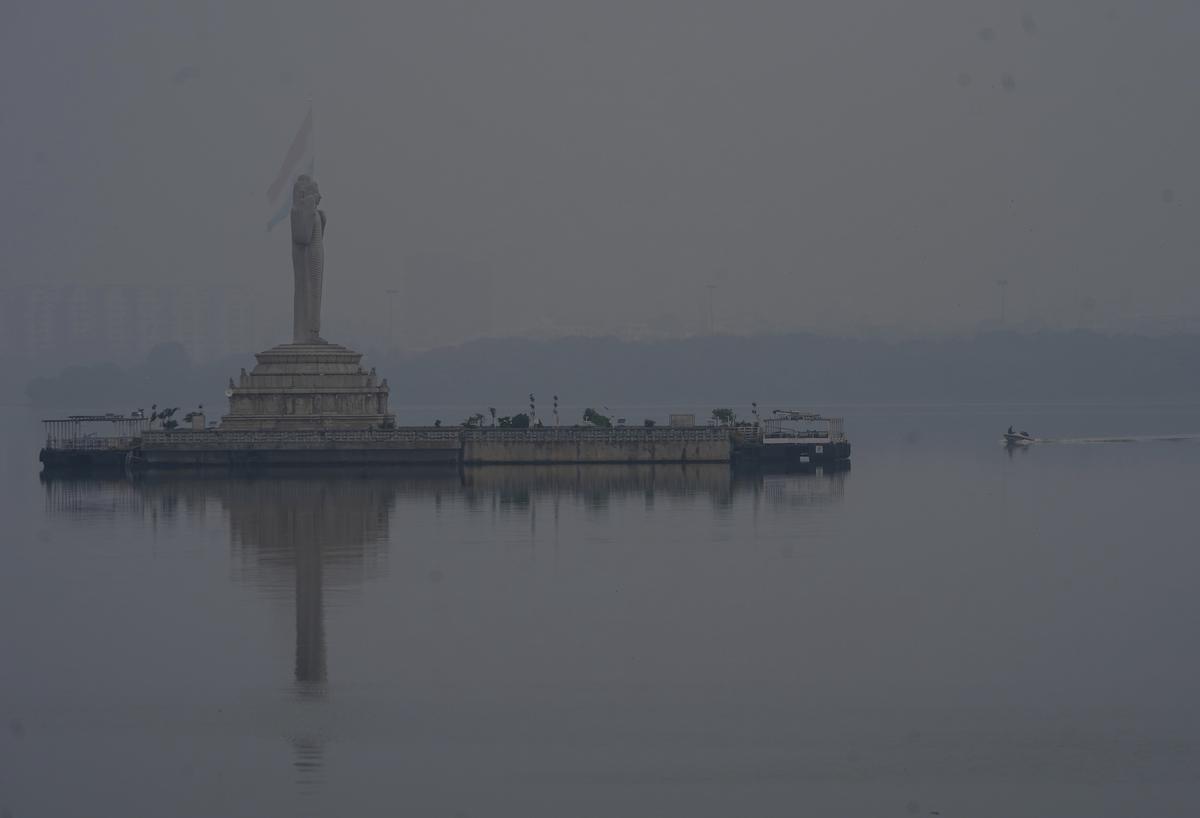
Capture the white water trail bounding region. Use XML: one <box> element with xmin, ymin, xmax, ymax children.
<box><xmin>1032</xmin><ymin>434</ymin><xmax>1200</xmax><ymax>445</ymax></box>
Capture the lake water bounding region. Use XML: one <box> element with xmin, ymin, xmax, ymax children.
<box><xmin>2</xmin><ymin>403</ymin><xmax>1199</xmax><ymax>817</ymax></box>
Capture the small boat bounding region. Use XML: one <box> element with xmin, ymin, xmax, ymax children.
<box><xmin>1003</xmin><ymin>429</ymin><xmax>1035</xmax><ymax>446</ymax></box>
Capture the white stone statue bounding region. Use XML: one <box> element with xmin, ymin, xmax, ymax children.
<box><xmin>290</xmin><ymin>175</ymin><xmax>326</xmax><ymax>343</ymax></box>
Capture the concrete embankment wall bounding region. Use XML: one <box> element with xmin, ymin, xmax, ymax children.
<box><xmin>461</xmin><ymin>428</ymin><xmax>730</xmax><ymax>464</ymax></box>
<box><xmin>139</xmin><ymin>428</ymin><xmax>460</xmax><ymax>467</ymax></box>
<box><xmin>131</xmin><ymin>426</ymin><xmax>731</xmax><ymax>468</ymax></box>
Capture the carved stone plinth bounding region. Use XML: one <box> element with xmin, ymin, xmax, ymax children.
<box><xmin>220</xmin><ymin>342</ymin><xmax>395</xmax><ymax>431</ymax></box>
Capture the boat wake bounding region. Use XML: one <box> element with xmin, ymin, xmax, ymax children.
<box><xmin>1035</xmin><ymin>434</ymin><xmax>1200</xmax><ymax>446</ymax></box>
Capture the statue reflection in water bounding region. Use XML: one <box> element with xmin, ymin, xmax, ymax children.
<box><xmin>40</xmin><ymin>462</ymin><xmax>847</xmax><ymax>788</ymax></box>
<box><xmin>220</xmin><ymin>474</ymin><xmax>398</xmax><ymax>693</ymax></box>
<box><xmin>42</xmin><ymin>468</ymin><xmax>436</xmax><ymax>788</ymax></box>
<box><xmin>43</xmin><ymin>463</ymin><xmax>848</xmax><ymax>681</ymax></box>
<box><xmin>219</xmin><ymin>471</ymin><xmax>415</xmax><ymax>789</ymax></box>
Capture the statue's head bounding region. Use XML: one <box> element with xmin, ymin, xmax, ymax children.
<box><xmin>292</xmin><ymin>174</ymin><xmax>321</xmax><ymax>206</ymax></box>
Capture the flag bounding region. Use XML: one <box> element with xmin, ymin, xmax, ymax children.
<box><xmin>266</xmin><ymin>107</ymin><xmax>314</xmax><ymax>231</ymax></box>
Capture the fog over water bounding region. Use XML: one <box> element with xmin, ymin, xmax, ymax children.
<box><xmin>4</xmin><ymin>1</ymin><xmax>1200</xmax><ymax>348</ymax></box>
<box><xmin>5</xmin><ymin>2</ymin><xmax>1200</xmax><ymax>816</ymax></box>
<box><xmin>4</xmin><ymin>403</ymin><xmax>1200</xmax><ymax>816</ymax></box>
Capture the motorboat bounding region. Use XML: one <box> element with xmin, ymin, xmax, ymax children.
<box><xmin>1003</xmin><ymin>429</ymin><xmax>1035</xmax><ymax>446</ymax></box>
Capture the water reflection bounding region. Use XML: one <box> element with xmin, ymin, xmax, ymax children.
<box><xmin>460</xmin><ymin>462</ymin><xmax>849</xmax><ymax>510</ymax></box>
<box><xmin>42</xmin><ymin>469</ymin><xmax>456</xmax><ymax>790</ymax></box>
<box><xmin>41</xmin><ymin>463</ymin><xmax>850</xmax><ymax>518</ymax></box>
<box><xmin>217</xmin><ymin>474</ymin><xmax>410</xmax><ymax>695</ymax></box>
<box><xmin>39</xmin><ymin>464</ymin><xmax>847</xmax><ymax>792</ymax></box>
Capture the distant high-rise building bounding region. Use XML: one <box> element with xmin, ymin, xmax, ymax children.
<box><xmin>0</xmin><ymin>284</ymin><xmax>260</xmax><ymax>367</ymax></box>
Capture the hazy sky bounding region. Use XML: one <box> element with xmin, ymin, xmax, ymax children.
<box><xmin>4</xmin><ymin>0</ymin><xmax>1200</xmax><ymax>343</ymax></box>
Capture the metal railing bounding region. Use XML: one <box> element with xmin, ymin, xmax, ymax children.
<box><xmin>761</xmin><ymin>415</ymin><xmax>847</xmax><ymax>443</ymax></box>
<box><xmin>461</xmin><ymin>427</ymin><xmax>728</xmax><ymax>443</ymax></box>
<box><xmin>42</xmin><ymin>435</ymin><xmax>141</xmax><ymax>451</ymax></box>
<box><xmin>43</xmin><ymin>415</ymin><xmax>151</xmax><ymax>451</ymax></box>
<box><xmin>141</xmin><ymin>427</ymin><xmax>463</xmax><ymax>449</ymax></box>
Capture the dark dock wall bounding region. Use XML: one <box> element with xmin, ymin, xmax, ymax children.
<box><xmin>733</xmin><ymin>439</ymin><xmax>852</xmax><ymax>466</ymax></box>
<box><xmin>39</xmin><ymin>448</ymin><xmax>132</xmax><ymax>471</ymax></box>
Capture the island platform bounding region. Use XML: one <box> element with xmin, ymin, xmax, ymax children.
<box><xmin>37</xmin><ymin>173</ymin><xmax>851</xmax><ymax>474</ymax></box>
<box><xmin>39</xmin><ymin>414</ymin><xmax>848</xmax><ymax>472</ymax></box>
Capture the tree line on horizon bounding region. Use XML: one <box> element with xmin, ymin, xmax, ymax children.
<box><xmin>20</xmin><ymin>330</ymin><xmax>1200</xmax><ymax>411</ymax></box>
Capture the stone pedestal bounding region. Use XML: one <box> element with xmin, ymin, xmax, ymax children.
<box><xmin>220</xmin><ymin>343</ymin><xmax>395</xmax><ymax>431</ymax></box>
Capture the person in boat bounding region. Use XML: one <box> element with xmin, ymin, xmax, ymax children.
<box><xmin>1008</xmin><ymin>425</ymin><xmax>1014</xmax><ymax>435</ymax></box>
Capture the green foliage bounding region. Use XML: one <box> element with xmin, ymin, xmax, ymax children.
<box><xmin>461</xmin><ymin>412</ymin><xmax>485</xmax><ymax>428</ymax></box>
<box><xmin>711</xmin><ymin>407</ymin><xmax>737</xmax><ymax>425</ymax></box>
<box><xmin>643</xmin><ymin>418</ymin><xmax>656</xmax><ymax>427</ymax></box>
<box><xmin>151</xmin><ymin>405</ymin><xmax>181</xmax><ymax>431</ymax></box>
<box><xmin>498</xmin><ymin>412</ymin><xmax>531</xmax><ymax>428</ymax></box>
<box><xmin>583</xmin><ymin>407</ymin><xmax>612</xmax><ymax>427</ymax></box>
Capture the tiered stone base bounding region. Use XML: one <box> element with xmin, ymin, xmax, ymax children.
<box><xmin>220</xmin><ymin>342</ymin><xmax>395</xmax><ymax>431</ymax></box>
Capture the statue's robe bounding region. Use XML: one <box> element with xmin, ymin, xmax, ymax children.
<box><xmin>290</xmin><ymin>201</ymin><xmax>326</xmax><ymax>343</ymax></box>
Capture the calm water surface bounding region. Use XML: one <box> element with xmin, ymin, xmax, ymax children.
<box><xmin>2</xmin><ymin>403</ymin><xmax>1199</xmax><ymax>817</ymax></box>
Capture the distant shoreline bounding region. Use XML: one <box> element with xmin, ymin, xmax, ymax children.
<box><xmin>13</xmin><ymin>329</ymin><xmax>1200</xmax><ymax>411</ymax></box>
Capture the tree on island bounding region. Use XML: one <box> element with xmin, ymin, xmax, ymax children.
<box><xmin>583</xmin><ymin>407</ymin><xmax>612</xmax><ymax>427</ymax></box>
<box><xmin>711</xmin><ymin>408</ymin><xmax>737</xmax><ymax>425</ymax></box>
<box><xmin>152</xmin><ymin>405</ymin><xmax>181</xmax><ymax>430</ymax></box>
<box><xmin>498</xmin><ymin>413</ymin><xmax>530</xmax><ymax>428</ymax></box>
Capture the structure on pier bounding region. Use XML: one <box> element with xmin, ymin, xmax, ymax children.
<box><xmin>220</xmin><ymin>342</ymin><xmax>394</xmax><ymax>431</ymax></box>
